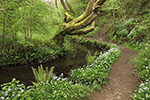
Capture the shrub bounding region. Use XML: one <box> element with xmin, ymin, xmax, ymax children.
<box><xmin>131</xmin><ymin>44</ymin><xmax>150</xmax><ymax>100</ymax></box>
<box><xmin>0</xmin><ymin>38</ymin><xmax>121</xmax><ymax>100</ymax></box>
<box><xmin>71</xmin><ymin>44</ymin><xmax>121</xmax><ymax>87</ymax></box>
<box><xmin>116</xmin><ymin>29</ymin><xmax>128</xmax><ymax>37</ymax></box>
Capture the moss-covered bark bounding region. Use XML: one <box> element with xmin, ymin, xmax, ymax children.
<box><xmin>54</xmin><ymin>0</ymin><xmax>106</xmax><ymax>43</ymax></box>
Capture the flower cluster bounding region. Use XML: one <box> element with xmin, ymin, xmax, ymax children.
<box><xmin>71</xmin><ymin>44</ymin><xmax>121</xmax><ymax>88</ymax></box>
<box><xmin>131</xmin><ymin>46</ymin><xmax>150</xmax><ymax>99</ymax></box>
<box><xmin>0</xmin><ymin>38</ymin><xmax>121</xmax><ymax>100</ymax></box>
<box><xmin>0</xmin><ymin>79</ymin><xmax>91</xmax><ymax>100</ymax></box>
<box><xmin>0</xmin><ymin>78</ymin><xmax>25</xmax><ymax>100</ymax></box>
<box><xmin>131</xmin><ymin>80</ymin><xmax>150</xmax><ymax>100</ymax></box>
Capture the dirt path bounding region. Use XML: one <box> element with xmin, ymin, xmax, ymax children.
<box><xmin>87</xmin><ymin>46</ymin><xmax>139</xmax><ymax>100</ymax></box>
<box><xmin>84</xmin><ymin>27</ymin><xmax>139</xmax><ymax>100</ymax></box>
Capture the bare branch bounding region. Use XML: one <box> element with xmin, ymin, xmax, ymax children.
<box><xmin>65</xmin><ymin>0</ymin><xmax>75</xmax><ymax>14</ymax></box>
<box><xmin>60</xmin><ymin>0</ymin><xmax>68</xmax><ymax>12</ymax></box>
<box><xmin>60</xmin><ymin>0</ymin><xmax>73</xmax><ymax>22</ymax></box>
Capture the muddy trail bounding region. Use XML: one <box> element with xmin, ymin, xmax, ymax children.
<box><xmin>84</xmin><ymin>27</ymin><xmax>139</xmax><ymax>100</ymax></box>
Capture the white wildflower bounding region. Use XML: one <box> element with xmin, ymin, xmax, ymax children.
<box><xmin>17</xmin><ymin>94</ymin><xmax>21</xmax><ymax>97</ymax></box>
<box><xmin>5</xmin><ymin>91</ymin><xmax>8</xmax><ymax>96</ymax></box>
<box><xmin>140</xmin><ymin>83</ymin><xmax>144</xmax><ymax>87</ymax></box>
<box><xmin>146</xmin><ymin>94</ymin><xmax>149</xmax><ymax>98</ymax></box>
<box><xmin>0</xmin><ymin>97</ymin><xmax>4</xmax><ymax>100</ymax></box>
<box><xmin>8</xmin><ymin>88</ymin><xmax>11</xmax><ymax>91</ymax></box>
<box><xmin>146</xmin><ymin>69</ymin><xmax>149</xmax><ymax>72</ymax></box>
<box><xmin>143</xmin><ymin>86</ymin><xmax>149</xmax><ymax>91</ymax></box>
<box><xmin>138</xmin><ymin>88</ymin><xmax>143</xmax><ymax>93</ymax></box>
<box><xmin>134</xmin><ymin>93</ymin><xmax>137</xmax><ymax>97</ymax></box>
<box><xmin>21</xmin><ymin>84</ymin><xmax>24</xmax><ymax>86</ymax></box>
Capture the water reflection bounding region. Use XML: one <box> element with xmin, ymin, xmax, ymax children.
<box><xmin>0</xmin><ymin>43</ymin><xmax>101</xmax><ymax>86</ymax></box>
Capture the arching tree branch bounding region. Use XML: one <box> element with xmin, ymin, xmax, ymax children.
<box><xmin>73</xmin><ymin>0</ymin><xmax>96</xmax><ymax>23</ymax></box>
<box><xmin>70</xmin><ymin>20</ymin><xmax>96</xmax><ymax>35</ymax></box>
<box><xmin>54</xmin><ymin>0</ymin><xmax>107</xmax><ymax>43</ymax></box>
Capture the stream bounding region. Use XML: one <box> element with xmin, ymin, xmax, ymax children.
<box><xmin>0</xmin><ymin>42</ymin><xmax>101</xmax><ymax>87</ymax></box>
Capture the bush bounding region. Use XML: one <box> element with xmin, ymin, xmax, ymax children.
<box><xmin>116</xmin><ymin>29</ymin><xmax>128</xmax><ymax>37</ymax></box>
<box><xmin>0</xmin><ymin>38</ymin><xmax>121</xmax><ymax>100</ymax></box>
<box><xmin>0</xmin><ymin>78</ymin><xmax>91</xmax><ymax>100</ymax></box>
<box><xmin>130</xmin><ymin>44</ymin><xmax>150</xmax><ymax>100</ymax></box>
<box><xmin>71</xmin><ymin>44</ymin><xmax>121</xmax><ymax>87</ymax></box>
<box><xmin>0</xmin><ymin>39</ymin><xmax>64</xmax><ymax>66</ymax></box>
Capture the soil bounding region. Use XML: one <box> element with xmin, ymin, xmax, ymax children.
<box><xmin>83</xmin><ymin>26</ymin><xmax>139</xmax><ymax>100</ymax></box>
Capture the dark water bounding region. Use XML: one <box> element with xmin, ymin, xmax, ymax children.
<box><xmin>0</xmin><ymin>42</ymin><xmax>101</xmax><ymax>86</ymax></box>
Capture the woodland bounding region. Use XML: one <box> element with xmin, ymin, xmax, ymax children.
<box><xmin>0</xmin><ymin>0</ymin><xmax>150</xmax><ymax>99</ymax></box>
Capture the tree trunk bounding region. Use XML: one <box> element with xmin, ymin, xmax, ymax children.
<box><xmin>54</xmin><ymin>0</ymin><xmax>107</xmax><ymax>43</ymax></box>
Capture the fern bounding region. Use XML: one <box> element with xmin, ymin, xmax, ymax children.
<box><xmin>85</xmin><ymin>51</ymin><xmax>97</xmax><ymax>65</ymax></box>
<box><xmin>32</xmin><ymin>65</ymin><xmax>54</xmax><ymax>83</ymax></box>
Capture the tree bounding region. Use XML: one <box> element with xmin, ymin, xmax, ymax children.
<box><xmin>0</xmin><ymin>0</ymin><xmax>52</xmax><ymax>42</ymax></box>
<box><xmin>54</xmin><ymin>0</ymin><xmax>107</xmax><ymax>43</ymax></box>
<box><xmin>0</xmin><ymin>0</ymin><xmax>107</xmax><ymax>44</ymax></box>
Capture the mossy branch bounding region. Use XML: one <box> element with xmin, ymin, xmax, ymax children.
<box><xmin>73</xmin><ymin>0</ymin><xmax>95</xmax><ymax>23</ymax></box>
<box><xmin>70</xmin><ymin>20</ymin><xmax>96</xmax><ymax>35</ymax></box>
<box><xmin>57</xmin><ymin>0</ymin><xmax>107</xmax><ymax>37</ymax></box>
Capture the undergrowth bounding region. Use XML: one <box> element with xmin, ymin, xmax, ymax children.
<box><xmin>130</xmin><ymin>44</ymin><xmax>150</xmax><ymax>100</ymax></box>
<box><xmin>0</xmin><ymin>37</ymin><xmax>121</xmax><ymax>100</ymax></box>
<box><xmin>0</xmin><ymin>35</ymin><xmax>64</xmax><ymax>66</ymax></box>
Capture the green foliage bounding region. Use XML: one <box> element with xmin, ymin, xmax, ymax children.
<box><xmin>0</xmin><ymin>0</ymin><xmax>53</xmax><ymax>39</ymax></box>
<box><xmin>134</xmin><ymin>46</ymin><xmax>150</xmax><ymax>81</ymax></box>
<box><xmin>116</xmin><ymin>29</ymin><xmax>128</xmax><ymax>37</ymax></box>
<box><xmin>0</xmin><ymin>78</ymin><xmax>26</xmax><ymax>100</ymax></box>
<box><xmin>69</xmin><ymin>0</ymin><xmax>89</xmax><ymax>17</ymax></box>
<box><xmin>71</xmin><ymin>45</ymin><xmax>121</xmax><ymax>87</ymax></box>
<box><xmin>0</xmin><ymin>0</ymin><xmax>66</xmax><ymax>66</ymax></box>
<box><xmin>130</xmin><ymin>44</ymin><xmax>150</xmax><ymax>100</ymax></box>
<box><xmin>62</xmin><ymin>37</ymin><xmax>75</xmax><ymax>51</ymax></box>
<box><xmin>85</xmin><ymin>51</ymin><xmax>97</xmax><ymax>65</ymax></box>
<box><xmin>127</xmin><ymin>27</ymin><xmax>136</xmax><ymax>39</ymax></box>
<box><xmin>110</xmin><ymin>35</ymin><xmax>117</xmax><ymax>42</ymax></box>
<box><xmin>0</xmin><ymin>37</ymin><xmax>122</xmax><ymax>100</ymax></box>
<box><xmin>115</xmin><ymin>18</ymin><xmax>134</xmax><ymax>38</ymax></box>
<box><xmin>97</xmin><ymin>0</ymin><xmax>150</xmax><ymax>99</ymax></box>
<box><xmin>0</xmin><ymin>78</ymin><xmax>91</xmax><ymax>100</ymax></box>
<box><xmin>107</xmin><ymin>0</ymin><xmax>150</xmax><ymax>43</ymax></box>
<box><xmin>25</xmin><ymin>80</ymin><xmax>90</xmax><ymax>100</ymax></box>
<box><xmin>66</xmin><ymin>35</ymin><xmax>111</xmax><ymax>51</ymax></box>
<box><xmin>116</xmin><ymin>18</ymin><xmax>134</xmax><ymax>30</ymax></box>
<box><xmin>131</xmin><ymin>82</ymin><xmax>150</xmax><ymax>100</ymax></box>
<box><xmin>86</xmin><ymin>27</ymin><xmax>99</xmax><ymax>36</ymax></box>
<box><xmin>32</xmin><ymin>65</ymin><xmax>54</xmax><ymax>83</ymax></box>
<box><xmin>0</xmin><ymin>37</ymin><xmax>64</xmax><ymax>66</ymax></box>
